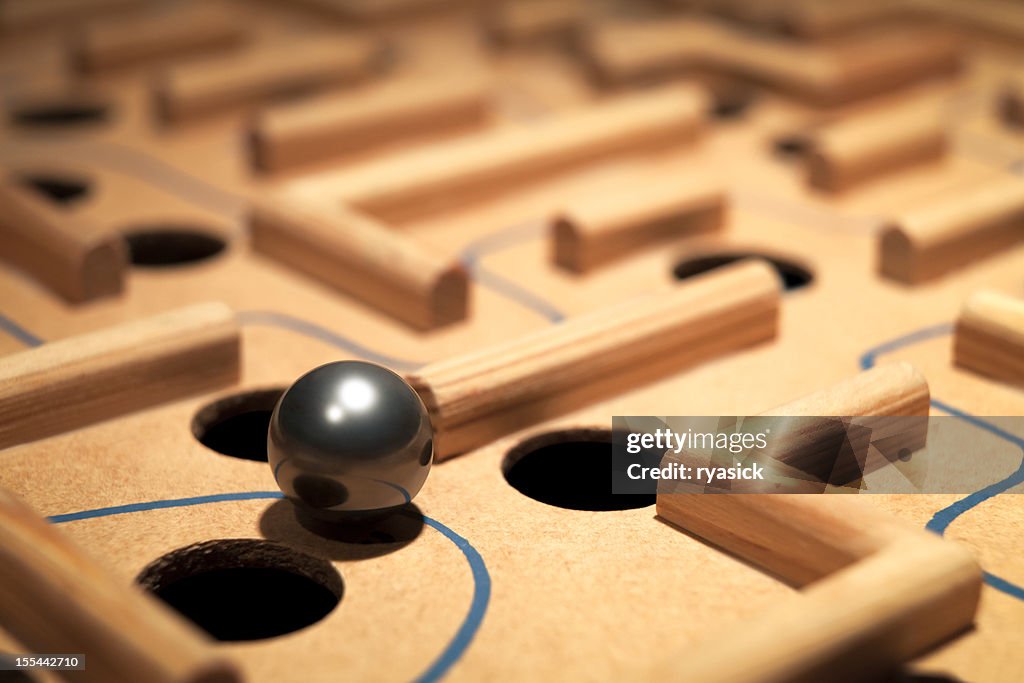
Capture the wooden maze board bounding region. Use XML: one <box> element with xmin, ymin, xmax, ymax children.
<box><xmin>2</xmin><ymin>0</ymin><xmax>1024</xmax><ymax>681</ymax></box>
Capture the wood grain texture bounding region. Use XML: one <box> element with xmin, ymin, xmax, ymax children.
<box><xmin>154</xmin><ymin>34</ymin><xmax>382</xmax><ymax>122</ymax></box>
<box><xmin>654</xmin><ymin>363</ymin><xmax>980</xmax><ymax>683</ymax></box>
<box><xmin>879</xmin><ymin>176</ymin><xmax>1024</xmax><ymax>284</ymax></box>
<box><xmin>409</xmin><ymin>260</ymin><xmax>779</xmax><ymax>458</ymax></box>
<box><xmin>552</xmin><ymin>178</ymin><xmax>725</xmax><ymax>273</ymax></box>
<box><xmin>484</xmin><ymin>0</ymin><xmax>582</xmax><ymax>45</ymax></box>
<box><xmin>298</xmin><ymin>84</ymin><xmax>706</xmax><ymax>222</ymax></box>
<box><xmin>763</xmin><ymin>360</ymin><xmax>930</xmax><ymax>419</ymax></box>
<box><xmin>0</xmin><ymin>174</ymin><xmax>126</xmax><ymax>303</ymax></box>
<box><xmin>288</xmin><ymin>0</ymin><xmax>462</xmax><ymax>22</ymax></box>
<box><xmin>250</xmin><ymin>75</ymin><xmax>490</xmax><ymax>173</ymax></box>
<box><xmin>659</xmin><ymin>362</ymin><xmax>931</xmax><ymax>581</ymax></box>
<box><xmin>250</xmin><ymin>195</ymin><xmax>469</xmax><ymax>330</ymax></box>
<box><xmin>71</xmin><ymin>3</ymin><xmax>246</xmax><ymax>73</ymax></box>
<box><xmin>805</xmin><ymin>97</ymin><xmax>947</xmax><ymax>192</ymax></box>
<box><xmin>909</xmin><ymin>0</ymin><xmax>1024</xmax><ymax>42</ymax></box>
<box><xmin>694</xmin><ymin>0</ymin><xmax>905</xmax><ymax>38</ymax></box>
<box><xmin>755</xmin><ymin>362</ymin><xmax>930</xmax><ymax>485</ymax></box>
<box><xmin>580</xmin><ymin>18</ymin><xmax>961</xmax><ymax>104</ymax></box>
<box><xmin>0</xmin><ymin>487</ymin><xmax>241</xmax><ymax>683</ymax></box>
<box><xmin>0</xmin><ymin>0</ymin><xmax>141</xmax><ymax>30</ymax></box>
<box><xmin>955</xmin><ymin>289</ymin><xmax>1024</xmax><ymax>386</ymax></box>
<box><xmin>0</xmin><ymin>303</ymin><xmax>240</xmax><ymax>450</ymax></box>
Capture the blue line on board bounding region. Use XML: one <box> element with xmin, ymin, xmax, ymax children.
<box><xmin>0</xmin><ymin>311</ymin><xmax>43</xmax><ymax>347</ymax></box>
<box><xmin>46</xmin><ymin>491</ymin><xmax>286</xmax><ymax>524</ymax></box>
<box><xmin>48</xmin><ymin>492</ymin><xmax>491</xmax><ymax>683</ymax></box>
<box><xmin>861</xmin><ymin>324</ymin><xmax>1024</xmax><ymax>601</ymax></box>
<box><xmin>460</xmin><ymin>221</ymin><xmax>566</xmax><ymax>323</ymax></box>
<box><xmin>415</xmin><ymin>516</ymin><xmax>491</xmax><ymax>683</ymax></box>
<box><xmin>237</xmin><ymin>310</ymin><xmax>424</xmax><ymax>372</ymax></box>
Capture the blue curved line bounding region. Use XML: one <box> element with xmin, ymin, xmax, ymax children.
<box><xmin>858</xmin><ymin>322</ymin><xmax>954</xmax><ymax>370</ymax></box>
<box><xmin>862</xmin><ymin>323</ymin><xmax>1024</xmax><ymax>600</ymax></box>
<box><xmin>460</xmin><ymin>221</ymin><xmax>566</xmax><ymax>323</ymax></box>
<box><xmin>48</xmin><ymin>492</ymin><xmax>491</xmax><ymax>683</ymax></box>
<box><xmin>61</xmin><ymin>140</ymin><xmax>245</xmax><ymax>218</ymax></box>
<box><xmin>467</xmin><ymin>267</ymin><xmax>565</xmax><ymax>323</ymax></box>
<box><xmin>0</xmin><ymin>311</ymin><xmax>43</xmax><ymax>347</ymax></box>
<box><xmin>47</xmin><ymin>491</ymin><xmax>286</xmax><ymax>524</ymax></box>
<box><xmin>237</xmin><ymin>310</ymin><xmax>424</xmax><ymax>372</ymax></box>
<box><xmin>415</xmin><ymin>516</ymin><xmax>491</xmax><ymax>683</ymax></box>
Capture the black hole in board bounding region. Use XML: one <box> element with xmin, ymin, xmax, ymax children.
<box><xmin>11</xmin><ymin>102</ymin><xmax>109</xmax><ymax>128</ymax></box>
<box><xmin>673</xmin><ymin>254</ymin><xmax>813</xmax><ymax>291</ymax></box>
<box><xmin>19</xmin><ymin>174</ymin><xmax>91</xmax><ymax>205</ymax></box>
<box><xmin>503</xmin><ymin>431</ymin><xmax>656</xmax><ymax>511</ymax></box>
<box><xmin>193</xmin><ymin>388</ymin><xmax>285</xmax><ymax>462</ymax></box>
<box><xmin>124</xmin><ymin>228</ymin><xmax>226</xmax><ymax>267</ymax></box>
<box><xmin>0</xmin><ymin>660</ymin><xmax>36</xmax><ymax>682</ymax></box>
<box><xmin>709</xmin><ymin>88</ymin><xmax>757</xmax><ymax>120</ymax></box>
<box><xmin>773</xmin><ymin>134</ymin><xmax>810</xmax><ymax>157</ymax></box>
<box><xmin>138</xmin><ymin>539</ymin><xmax>342</xmax><ymax>642</ymax></box>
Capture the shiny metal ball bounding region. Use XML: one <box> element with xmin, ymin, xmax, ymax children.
<box><xmin>268</xmin><ymin>361</ymin><xmax>433</xmax><ymax>521</ymax></box>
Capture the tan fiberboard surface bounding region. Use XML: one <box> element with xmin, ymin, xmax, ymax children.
<box><xmin>0</xmin><ymin>0</ymin><xmax>1023</xmax><ymax>681</ymax></box>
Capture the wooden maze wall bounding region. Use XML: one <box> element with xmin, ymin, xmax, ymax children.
<box><xmin>1</xmin><ymin>0</ymin><xmax>1024</xmax><ymax>681</ymax></box>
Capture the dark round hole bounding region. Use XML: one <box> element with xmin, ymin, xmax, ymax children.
<box><xmin>11</xmin><ymin>101</ymin><xmax>109</xmax><ymax>128</ymax></box>
<box><xmin>19</xmin><ymin>174</ymin><xmax>91</xmax><ymax>205</ymax></box>
<box><xmin>138</xmin><ymin>539</ymin><xmax>342</xmax><ymax>642</ymax></box>
<box><xmin>124</xmin><ymin>227</ymin><xmax>226</xmax><ymax>267</ymax></box>
<box><xmin>0</xmin><ymin>659</ymin><xmax>36</xmax><ymax>682</ymax></box>
<box><xmin>673</xmin><ymin>253</ymin><xmax>813</xmax><ymax>291</ymax></box>
<box><xmin>193</xmin><ymin>388</ymin><xmax>285</xmax><ymax>462</ymax></box>
<box><xmin>773</xmin><ymin>134</ymin><xmax>810</xmax><ymax>157</ymax></box>
<box><xmin>503</xmin><ymin>430</ymin><xmax>656</xmax><ymax>511</ymax></box>
<box><xmin>709</xmin><ymin>87</ymin><xmax>757</xmax><ymax>120</ymax></box>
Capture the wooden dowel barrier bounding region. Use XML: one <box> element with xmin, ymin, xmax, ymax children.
<box><xmin>0</xmin><ymin>0</ymin><xmax>142</xmax><ymax>30</ymax></box>
<box><xmin>879</xmin><ymin>176</ymin><xmax>1024</xmax><ymax>284</ymax></box>
<box><xmin>0</xmin><ymin>486</ymin><xmax>242</xmax><ymax>683</ymax></box>
<box><xmin>954</xmin><ymin>289</ymin><xmax>1024</xmax><ymax>386</ymax></box>
<box><xmin>71</xmin><ymin>3</ymin><xmax>246</xmax><ymax>73</ymax></box>
<box><xmin>408</xmin><ymin>259</ymin><xmax>779</xmax><ymax>459</ymax></box>
<box><xmin>764</xmin><ymin>360</ymin><xmax>930</xmax><ymax>419</ymax></box>
<box><xmin>723</xmin><ymin>0</ymin><xmax>904</xmax><ymax>38</ymax></box>
<box><xmin>250</xmin><ymin>196</ymin><xmax>469</xmax><ymax>330</ymax></box>
<box><xmin>288</xmin><ymin>0</ymin><xmax>457</xmax><ymax>22</ymax></box>
<box><xmin>805</xmin><ymin>97</ymin><xmax>947</xmax><ymax>192</ymax></box>
<box><xmin>552</xmin><ymin>178</ymin><xmax>725</xmax><ymax>273</ymax></box>
<box><xmin>755</xmin><ymin>362</ymin><xmax>931</xmax><ymax>485</ymax></box>
<box><xmin>484</xmin><ymin>0</ymin><xmax>583</xmax><ymax>46</ymax></box>
<box><xmin>907</xmin><ymin>0</ymin><xmax>1024</xmax><ymax>43</ymax></box>
<box><xmin>295</xmin><ymin>83</ymin><xmax>706</xmax><ymax>222</ymax></box>
<box><xmin>999</xmin><ymin>77</ymin><xmax>1024</xmax><ymax>129</ymax></box>
<box><xmin>659</xmin><ymin>361</ymin><xmax>931</xmax><ymax>580</ymax></box>
<box><xmin>580</xmin><ymin>18</ymin><xmax>961</xmax><ymax>104</ymax></box>
<box><xmin>0</xmin><ymin>174</ymin><xmax>126</xmax><ymax>303</ymax></box>
<box><xmin>250</xmin><ymin>75</ymin><xmax>490</xmax><ymax>173</ymax></box>
<box><xmin>154</xmin><ymin>34</ymin><xmax>382</xmax><ymax>122</ymax></box>
<box><xmin>652</xmin><ymin>363</ymin><xmax>981</xmax><ymax>683</ymax></box>
<box><xmin>0</xmin><ymin>303</ymin><xmax>240</xmax><ymax>450</ymax></box>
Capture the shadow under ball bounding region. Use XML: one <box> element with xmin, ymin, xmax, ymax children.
<box><xmin>268</xmin><ymin>361</ymin><xmax>433</xmax><ymax>522</ymax></box>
